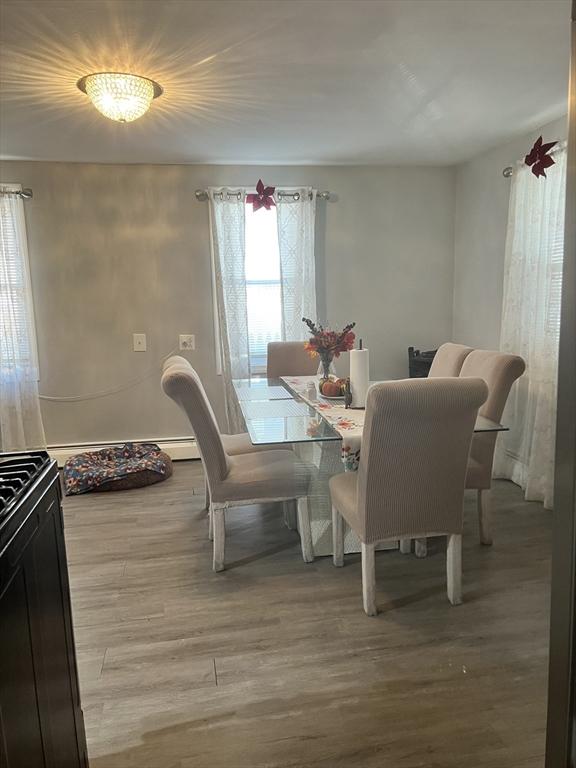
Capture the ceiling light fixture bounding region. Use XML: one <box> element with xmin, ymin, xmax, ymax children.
<box><xmin>76</xmin><ymin>72</ymin><xmax>163</xmax><ymax>123</ymax></box>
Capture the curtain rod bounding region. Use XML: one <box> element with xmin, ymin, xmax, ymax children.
<box><xmin>502</xmin><ymin>140</ymin><xmax>567</xmax><ymax>178</ymax></box>
<box><xmin>0</xmin><ymin>187</ymin><xmax>33</xmax><ymax>199</ymax></box>
<box><xmin>194</xmin><ymin>188</ymin><xmax>331</xmax><ymax>202</ymax></box>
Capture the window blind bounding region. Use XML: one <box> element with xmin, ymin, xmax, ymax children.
<box><xmin>547</xmin><ymin>230</ymin><xmax>564</xmax><ymax>345</ymax></box>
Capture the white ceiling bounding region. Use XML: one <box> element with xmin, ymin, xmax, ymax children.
<box><xmin>0</xmin><ymin>0</ymin><xmax>570</xmax><ymax>165</ymax></box>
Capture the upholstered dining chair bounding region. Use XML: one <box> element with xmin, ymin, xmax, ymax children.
<box><xmin>162</xmin><ymin>363</ymin><xmax>314</xmax><ymax>570</ymax></box>
<box><xmin>329</xmin><ymin>377</ymin><xmax>488</xmax><ymax>616</ymax></box>
<box><xmin>398</xmin><ymin>342</ymin><xmax>475</xmax><ymax>556</ymax></box>
<box><xmin>428</xmin><ymin>342</ymin><xmax>473</xmax><ymax>377</ymax></box>
<box><xmin>459</xmin><ymin>349</ymin><xmax>526</xmax><ymax>546</ymax></box>
<box><xmin>163</xmin><ymin>356</ymin><xmax>284</xmax><ymax>512</ymax></box>
<box><xmin>266</xmin><ymin>341</ymin><xmax>319</xmax><ymax>378</ymax></box>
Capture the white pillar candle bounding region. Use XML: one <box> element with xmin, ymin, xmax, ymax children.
<box><xmin>350</xmin><ymin>348</ymin><xmax>370</xmax><ymax>408</ymax></box>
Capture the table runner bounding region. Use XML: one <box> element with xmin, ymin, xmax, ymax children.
<box><xmin>281</xmin><ymin>375</ymin><xmax>365</xmax><ymax>470</ymax></box>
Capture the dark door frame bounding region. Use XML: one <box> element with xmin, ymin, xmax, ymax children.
<box><xmin>546</xmin><ymin>3</ymin><xmax>576</xmax><ymax>766</ymax></box>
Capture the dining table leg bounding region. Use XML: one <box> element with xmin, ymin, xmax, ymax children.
<box><xmin>399</xmin><ymin>538</ymin><xmax>412</xmax><ymax>554</ymax></box>
<box><xmin>415</xmin><ymin>538</ymin><xmax>428</xmax><ymax>558</ymax></box>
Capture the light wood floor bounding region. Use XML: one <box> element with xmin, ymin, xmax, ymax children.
<box><xmin>63</xmin><ymin>461</ymin><xmax>552</xmax><ymax>768</ymax></box>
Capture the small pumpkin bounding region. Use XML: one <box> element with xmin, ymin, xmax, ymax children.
<box><xmin>320</xmin><ymin>379</ymin><xmax>343</xmax><ymax>397</ymax></box>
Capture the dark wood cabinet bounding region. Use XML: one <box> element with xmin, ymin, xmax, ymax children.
<box><xmin>0</xmin><ymin>467</ymin><xmax>88</xmax><ymax>768</ymax></box>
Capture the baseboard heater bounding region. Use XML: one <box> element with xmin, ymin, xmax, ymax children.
<box><xmin>47</xmin><ymin>437</ymin><xmax>200</xmax><ymax>467</ymax></box>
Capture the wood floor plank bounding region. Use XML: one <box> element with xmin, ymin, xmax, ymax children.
<box><xmin>63</xmin><ymin>461</ymin><xmax>550</xmax><ymax>767</ymax></box>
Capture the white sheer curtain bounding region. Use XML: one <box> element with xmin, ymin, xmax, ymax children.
<box><xmin>0</xmin><ymin>184</ymin><xmax>46</xmax><ymax>451</ymax></box>
<box><xmin>493</xmin><ymin>147</ymin><xmax>566</xmax><ymax>509</ymax></box>
<box><xmin>209</xmin><ymin>188</ymin><xmax>250</xmax><ymax>433</ymax></box>
<box><xmin>276</xmin><ymin>188</ymin><xmax>317</xmax><ymax>340</ymax></box>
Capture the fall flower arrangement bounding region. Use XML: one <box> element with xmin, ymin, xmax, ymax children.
<box><xmin>302</xmin><ymin>317</ymin><xmax>356</xmax><ymax>383</ymax></box>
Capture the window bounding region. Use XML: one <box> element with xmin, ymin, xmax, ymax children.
<box><xmin>244</xmin><ymin>203</ymin><xmax>282</xmax><ymax>373</ymax></box>
<box><xmin>493</xmin><ymin>147</ymin><xmax>566</xmax><ymax>509</ymax></box>
<box><xmin>0</xmin><ymin>184</ymin><xmax>39</xmax><ymax>374</ymax></box>
<box><xmin>209</xmin><ymin>184</ymin><xmax>316</xmax><ymax>431</ymax></box>
<box><xmin>0</xmin><ymin>184</ymin><xmax>46</xmax><ymax>450</ymax></box>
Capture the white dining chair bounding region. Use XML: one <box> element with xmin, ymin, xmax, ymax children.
<box><xmin>329</xmin><ymin>377</ymin><xmax>488</xmax><ymax>616</ymax></box>
<box><xmin>163</xmin><ymin>356</ymin><xmax>289</xmax><ymax>513</ymax></box>
<box><xmin>459</xmin><ymin>349</ymin><xmax>526</xmax><ymax>545</ymax></box>
<box><xmin>266</xmin><ymin>341</ymin><xmax>319</xmax><ymax>378</ymax></box>
<box><xmin>399</xmin><ymin>342</ymin><xmax>475</xmax><ymax>556</ymax></box>
<box><xmin>162</xmin><ymin>363</ymin><xmax>315</xmax><ymax>570</ymax></box>
<box><xmin>428</xmin><ymin>342</ymin><xmax>473</xmax><ymax>377</ymax></box>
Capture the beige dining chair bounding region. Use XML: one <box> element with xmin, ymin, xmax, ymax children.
<box><xmin>266</xmin><ymin>341</ymin><xmax>319</xmax><ymax>378</ymax></box>
<box><xmin>329</xmin><ymin>377</ymin><xmax>488</xmax><ymax>616</ymax></box>
<box><xmin>161</xmin><ymin>364</ymin><xmax>314</xmax><ymax>570</ymax></box>
<box><xmin>428</xmin><ymin>342</ymin><xmax>473</xmax><ymax>377</ymax></box>
<box><xmin>403</xmin><ymin>342</ymin><xmax>474</xmax><ymax>554</ymax></box>
<box><xmin>163</xmin><ymin>356</ymin><xmax>283</xmax><ymax>512</ymax></box>
<box><xmin>459</xmin><ymin>349</ymin><xmax>526</xmax><ymax>546</ymax></box>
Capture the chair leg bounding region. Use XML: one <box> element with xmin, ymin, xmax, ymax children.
<box><xmin>208</xmin><ymin>504</ymin><xmax>214</xmax><ymax>541</ymax></box>
<box><xmin>204</xmin><ymin>477</ymin><xmax>210</xmax><ymax>513</ymax></box>
<box><xmin>415</xmin><ymin>538</ymin><xmax>428</xmax><ymax>558</ymax></box>
<box><xmin>283</xmin><ymin>499</ymin><xmax>298</xmax><ymax>530</ymax></box>
<box><xmin>399</xmin><ymin>538</ymin><xmax>411</xmax><ymax>555</ymax></box>
<box><xmin>212</xmin><ymin>504</ymin><xmax>226</xmax><ymax>572</ymax></box>
<box><xmin>332</xmin><ymin>505</ymin><xmax>344</xmax><ymax>567</ymax></box>
<box><xmin>447</xmin><ymin>534</ymin><xmax>462</xmax><ymax>605</ymax></box>
<box><xmin>361</xmin><ymin>542</ymin><xmax>377</xmax><ymax>616</ymax></box>
<box><xmin>477</xmin><ymin>489</ymin><xmax>493</xmax><ymax>546</ymax></box>
<box><xmin>297</xmin><ymin>497</ymin><xmax>314</xmax><ymax>563</ymax></box>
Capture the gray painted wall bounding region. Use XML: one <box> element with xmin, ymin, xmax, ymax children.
<box><xmin>0</xmin><ymin>161</ymin><xmax>455</xmax><ymax>445</ymax></box>
<box><xmin>452</xmin><ymin>116</ymin><xmax>568</xmax><ymax>349</ymax></box>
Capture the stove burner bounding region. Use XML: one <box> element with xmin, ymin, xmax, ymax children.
<box><xmin>0</xmin><ymin>452</ymin><xmax>51</xmax><ymax>518</ymax></box>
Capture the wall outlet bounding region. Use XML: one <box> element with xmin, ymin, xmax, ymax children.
<box><xmin>179</xmin><ymin>334</ymin><xmax>195</xmax><ymax>351</ymax></box>
<box><xmin>133</xmin><ymin>333</ymin><xmax>147</xmax><ymax>352</ymax></box>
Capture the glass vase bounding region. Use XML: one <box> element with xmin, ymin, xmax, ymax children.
<box><xmin>318</xmin><ymin>354</ymin><xmax>336</xmax><ymax>381</ymax></box>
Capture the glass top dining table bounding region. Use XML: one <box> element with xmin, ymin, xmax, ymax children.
<box><xmin>233</xmin><ymin>377</ymin><xmax>341</xmax><ymax>445</ymax></box>
<box><xmin>233</xmin><ymin>376</ymin><xmax>508</xmax><ymax>447</ymax></box>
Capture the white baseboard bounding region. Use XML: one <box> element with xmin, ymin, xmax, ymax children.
<box><xmin>48</xmin><ymin>437</ymin><xmax>200</xmax><ymax>467</ymax></box>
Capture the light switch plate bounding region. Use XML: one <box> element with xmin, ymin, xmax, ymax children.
<box><xmin>179</xmin><ymin>334</ymin><xmax>195</xmax><ymax>351</ymax></box>
<box><xmin>133</xmin><ymin>333</ymin><xmax>147</xmax><ymax>352</ymax></box>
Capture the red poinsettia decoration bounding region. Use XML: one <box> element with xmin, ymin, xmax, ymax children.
<box><xmin>246</xmin><ymin>179</ymin><xmax>276</xmax><ymax>211</ymax></box>
<box><xmin>524</xmin><ymin>136</ymin><xmax>558</xmax><ymax>178</ymax></box>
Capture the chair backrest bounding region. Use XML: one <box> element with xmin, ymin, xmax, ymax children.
<box><xmin>357</xmin><ymin>377</ymin><xmax>488</xmax><ymax>542</ymax></box>
<box><xmin>267</xmin><ymin>341</ymin><xmax>319</xmax><ymax>378</ymax></box>
<box><xmin>163</xmin><ymin>356</ymin><xmax>221</xmax><ymax>426</ymax></box>
<box><xmin>428</xmin><ymin>342</ymin><xmax>473</xmax><ymax>377</ymax></box>
<box><xmin>459</xmin><ymin>349</ymin><xmax>526</xmax><ymax>486</ymax></box>
<box><xmin>161</xmin><ymin>363</ymin><xmax>230</xmax><ymax>489</ymax></box>
<box><xmin>163</xmin><ymin>354</ymin><xmax>190</xmax><ymax>373</ymax></box>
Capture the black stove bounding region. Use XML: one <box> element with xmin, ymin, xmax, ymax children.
<box><xmin>0</xmin><ymin>450</ymin><xmax>88</xmax><ymax>766</ymax></box>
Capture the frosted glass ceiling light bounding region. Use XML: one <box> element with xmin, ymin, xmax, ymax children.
<box><xmin>76</xmin><ymin>72</ymin><xmax>163</xmax><ymax>122</ymax></box>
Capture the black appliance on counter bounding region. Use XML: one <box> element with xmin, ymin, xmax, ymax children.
<box><xmin>0</xmin><ymin>451</ymin><xmax>88</xmax><ymax>767</ymax></box>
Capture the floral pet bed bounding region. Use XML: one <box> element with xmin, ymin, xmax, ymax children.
<box><xmin>63</xmin><ymin>442</ymin><xmax>173</xmax><ymax>495</ymax></box>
